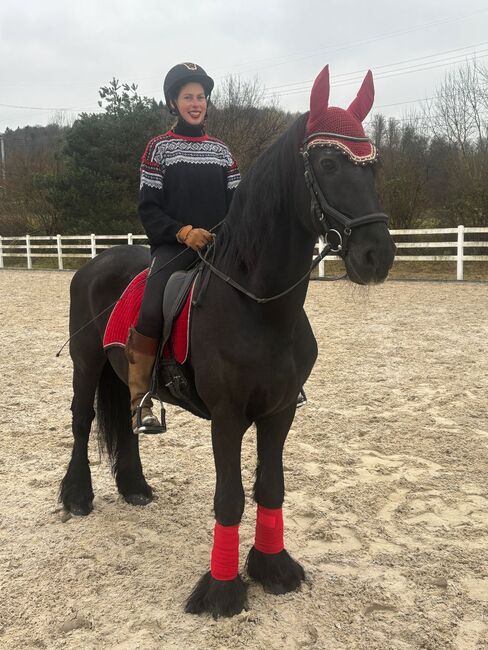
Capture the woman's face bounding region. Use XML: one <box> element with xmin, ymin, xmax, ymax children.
<box><xmin>175</xmin><ymin>82</ymin><xmax>207</xmax><ymax>126</ymax></box>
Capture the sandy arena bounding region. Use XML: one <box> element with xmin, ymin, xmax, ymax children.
<box><xmin>1</xmin><ymin>270</ymin><xmax>487</xmax><ymax>650</ymax></box>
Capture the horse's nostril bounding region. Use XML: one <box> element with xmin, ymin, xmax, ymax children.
<box><xmin>366</xmin><ymin>249</ymin><xmax>377</xmax><ymax>267</ymax></box>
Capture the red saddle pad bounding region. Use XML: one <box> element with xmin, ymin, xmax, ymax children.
<box><xmin>103</xmin><ymin>269</ymin><xmax>193</xmax><ymax>364</ymax></box>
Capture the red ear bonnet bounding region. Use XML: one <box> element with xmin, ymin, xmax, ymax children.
<box><xmin>348</xmin><ymin>69</ymin><xmax>374</xmax><ymax>122</ymax></box>
<box><xmin>309</xmin><ymin>64</ymin><xmax>330</xmax><ymax>126</ymax></box>
<box><xmin>306</xmin><ymin>67</ymin><xmax>377</xmax><ymax>164</ymax></box>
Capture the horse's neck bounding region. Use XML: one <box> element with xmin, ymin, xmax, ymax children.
<box><xmin>221</xmin><ymin>118</ymin><xmax>315</xmax><ymax>327</ymax></box>
<box><xmin>251</xmin><ymin>224</ymin><xmax>316</xmax><ymax>298</ymax></box>
<box><xmin>223</xmin><ymin>209</ymin><xmax>316</xmax><ymax>330</ymax></box>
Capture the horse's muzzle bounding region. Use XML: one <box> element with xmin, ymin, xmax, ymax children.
<box><xmin>345</xmin><ymin>228</ymin><xmax>396</xmax><ymax>285</ymax></box>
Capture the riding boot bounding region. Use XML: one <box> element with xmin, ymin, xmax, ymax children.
<box><xmin>125</xmin><ymin>327</ymin><xmax>166</xmax><ymax>435</ymax></box>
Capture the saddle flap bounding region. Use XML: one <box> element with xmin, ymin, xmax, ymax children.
<box><xmin>162</xmin><ymin>266</ymin><xmax>201</xmax><ymax>350</ymax></box>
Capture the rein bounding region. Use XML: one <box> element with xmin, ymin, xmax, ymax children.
<box><xmin>197</xmin><ymin>239</ymin><xmax>334</xmax><ymax>304</ymax></box>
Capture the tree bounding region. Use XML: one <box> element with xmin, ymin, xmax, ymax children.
<box><xmin>368</xmin><ymin>116</ymin><xmax>430</xmax><ymax>229</ymax></box>
<box><xmin>208</xmin><ymin>76</ymin><xmax>292</xmax><ymax>173</ymax></box>
<box><xmin>423</xmin><ymin>60</ymin><xmax>488</xmax><ymax>226</ymax></box>
<box><xmin>426</xmin><ymin>60</ymin><xmax>488</xmax><ymax>154</ymax></box>
<box><xmin>0</xmin><ymin>123</ymin><xmax>66</xmax><ymax>235</ymax></box>
<box><xmin>47</xmin><ymin>79</ymin><xmax>173</xmax><ymax>234</ymax></box>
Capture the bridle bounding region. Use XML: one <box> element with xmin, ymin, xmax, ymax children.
<box><xmin>300</xmin><ymin>132</ymin><xmax>389</xmax><ymax>256</ymax></box>
<box><xmin>195</xmin><ymin>132</ymin><xmax>389</xmax><ymax>303</ymax></box>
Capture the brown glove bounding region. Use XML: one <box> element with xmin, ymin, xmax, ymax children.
<box><xmin>176</xmin><ymin>225</ymin><xmax>213</xmax><ymax>251</ymax></box>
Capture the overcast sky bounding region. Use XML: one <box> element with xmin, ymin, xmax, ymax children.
<box><xmin>1</xmin><ymin>0</ymin><xmax>488</xmax><ymax>133</ymax></box>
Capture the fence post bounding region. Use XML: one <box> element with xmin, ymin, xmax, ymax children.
<box><xmin>26</xmin><ymin>234</ymin><xmax>32</xmax><ymax>269</ymax></box>
<box><xmin>127</xmin><ymin>232</ymin><xmax>133</xmax><ymax>245</ymax></box>
<box><xmin>56</xmin><ymin>234</ymin><xmax>63</xmax><ymax>270</ymax></box>
<box><xmin>318</xmin><ymin>237</ymin><xmax>325</xmax><ymax>278</ymax></box>
<box><xmin>0</xmin><ymin>235</ymin><xmax>3</xmax><ymax>269</ymax></box>
<box><xmin>91</xmin><ymin>233</ymin><xmax>96</xmax><ymax>258</ymax></box>
<box><xmin>457</xmin><ymin>225</ymin><xmax>464</xmax><ymax>281</ymax></box>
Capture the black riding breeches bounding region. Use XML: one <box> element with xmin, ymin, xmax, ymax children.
<box><xmin>136</xmin><ymin>243</ymin><xmax>198</xmax><ymax>339</ymax></box>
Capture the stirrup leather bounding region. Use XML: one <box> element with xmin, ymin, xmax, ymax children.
<box><xmin>133</xmin><ymin>392</ymin><xmax>167</xmax><ymax>435</ymax></box>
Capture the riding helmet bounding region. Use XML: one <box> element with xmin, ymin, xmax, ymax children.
<box><xmin>163</xmin><ymin>62</ymin><xmax>214</xmax><ymax>114</ymax></box>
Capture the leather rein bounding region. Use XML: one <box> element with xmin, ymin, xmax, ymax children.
<box><xmin>197</xmin><ymin>132</ymin><xmax>389</xmax><ymax>304</ymax></box>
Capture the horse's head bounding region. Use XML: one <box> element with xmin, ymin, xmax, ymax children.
<box><xmin>301</xmin><ymin>65</ymin><xmax>395</xmax><ymax>285</ymax></box>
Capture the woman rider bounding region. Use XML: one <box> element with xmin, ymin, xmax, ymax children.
<box><xmin>126</xmin><ymin>62</ymin><xmax>240</xmax><ymax>435</ymax></box>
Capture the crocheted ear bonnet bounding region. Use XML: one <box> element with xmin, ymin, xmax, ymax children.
<box><xmin>306</xmin><ymin>65</ymin><xmax>377</xmax><ymax>165</ymax></box>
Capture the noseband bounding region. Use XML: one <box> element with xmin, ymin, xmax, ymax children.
<box><xmin>300</xmin><ymin>133</ymin><xmax>389</xmax><ymax>256</ymax></box>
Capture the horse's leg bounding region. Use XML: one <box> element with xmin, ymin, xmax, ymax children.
<box><xmin>59</xmin><ymin>352</ymin><xmax>105</xmax><ymax>515</ymax></box>
<box><xmin>185</xmin><ymin>415</ymin><xmax>248</xmax><ymax>618</ymax></box>
<box><xmin>96</xmin><ymin>357</ymin><xmax>153</xmax><ymax>506</ymax></box>
<box><xmin>246</xmin><ymin>405</ymin><xmax>305</xmax><ymax>593</ymax></box>
<box><xmin>114</xmin><ymin>416</ymin><xmax>153</xmax><ymax>506</ymax></box>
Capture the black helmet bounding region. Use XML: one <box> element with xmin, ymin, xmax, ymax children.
<box><xmin>163</xmin><ymin>62</ymin><xmax>214</xmax><ymax>114</ymax></box>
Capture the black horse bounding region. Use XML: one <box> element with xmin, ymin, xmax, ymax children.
<box><xmin>60</xmin><ymin>66</ymin><xmax>395</xmax><ymax>617</ymax></box>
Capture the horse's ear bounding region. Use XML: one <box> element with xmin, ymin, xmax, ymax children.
<box><xmin>348</xmin><ymin>69</ymin><xmax>374</xmax><ymax>122</ymax></box>
<box><xmin>309</xmin><ymin>65</ymin><xmax>330</xmax><ymax>124</ymax></box>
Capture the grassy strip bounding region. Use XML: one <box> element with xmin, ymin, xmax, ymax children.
<box><xmin>2</xmin><ymin>257</ymin><xmax>487</xmax><ymax>282</ymax></box>
<box><xmin>314</xmin><ymin>260</ymin><xmax>488</xmax><ymax>282</ymax></box>
<box><xmin>1</xmin><ymin>257</ymin><xmax>87</xmax><ymax>271</ymax></box>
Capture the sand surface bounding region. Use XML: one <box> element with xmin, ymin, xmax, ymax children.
<box><xmin>1</xmin><ymin>270</ymin><xmax>488</xmax><ymax>650</ymax></box>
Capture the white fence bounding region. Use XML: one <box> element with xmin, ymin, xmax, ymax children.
<box><xmin>0</xmin><ymin>226</ymin><xmax>487</xmax><ymax>280</ymax></box>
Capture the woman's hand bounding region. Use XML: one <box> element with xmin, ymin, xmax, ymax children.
<box><xmin>177</xmin><ymin>225</ymin><xmax>213</xmax><ymax>251</ymax></box>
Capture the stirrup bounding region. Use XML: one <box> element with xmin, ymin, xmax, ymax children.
<box><xmin>133</xmin><ymin>392</ymin><xmax>167</xmax><ymax>435</ymax></box>
<box><xmin>296</xmin><ymin>388</ymin><xmax>307</xmax><ymax>409</ymax></box>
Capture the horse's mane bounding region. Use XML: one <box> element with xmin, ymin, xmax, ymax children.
<box><xmin>218</xmin><ymin>113</ymin><xmax>308</xmax><ymax>270</ymax></box>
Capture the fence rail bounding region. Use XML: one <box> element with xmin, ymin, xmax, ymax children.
<box><xmin>0</xmin><ymin>226</ymin><xmax>487</xmax><ymax>280</ymax></box>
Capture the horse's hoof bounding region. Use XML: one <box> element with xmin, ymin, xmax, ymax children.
<box><xmin>246</xmin><ymin>547</ymin><xmax>305</xmax><ymax>594</ymax></box>
<box><xmin>185</xmin><ymin>571</ymin><xmax>248</xmax><ymax>618</ymax></box>
<box><xmin>67</xmin><ymin>502</ymin><xmax>93</xmax><ymax>517</ymax></box>
<box><xmin>123</xmin><ymin>492</ymin><xmax>153</xmax><ymax>506</ymax></box>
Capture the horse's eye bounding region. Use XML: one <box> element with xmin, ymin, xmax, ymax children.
<box><xmin>320</xmin><ymin>158</ymin><xmax>337</xmax><ymax>173</ymax></box>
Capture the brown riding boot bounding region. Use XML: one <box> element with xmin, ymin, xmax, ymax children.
<box><xmin>125</xmin><ymin>327</ymin><xmax>166</xmax><ymax>434</ymax></box>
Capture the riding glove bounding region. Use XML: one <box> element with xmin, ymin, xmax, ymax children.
<box><xmin>177</xmin><ymin>225</ymin><xmax>213</xmax><ymax>251</ymax></box>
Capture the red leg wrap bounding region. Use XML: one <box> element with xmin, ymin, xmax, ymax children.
<box><xmin>254</xmin><ymin>505</ymin><xmax>284</xmax><ymax>554</ymax></box>
<box><xmin>210</xmin><ymin>522</ymin><xmax>239</xmax><ymax>581</ymax></box>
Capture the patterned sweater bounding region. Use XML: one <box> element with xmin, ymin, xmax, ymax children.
<box><xmin>139</xmin><ymin>121</ymin><xmax>240</xmax><ymax>247</ymax></box>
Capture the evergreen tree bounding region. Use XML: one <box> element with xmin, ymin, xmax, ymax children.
<box><xmin>48</xmin><ymin>79</ymin><xmax>173</xmax><ymax>234</ymax></box>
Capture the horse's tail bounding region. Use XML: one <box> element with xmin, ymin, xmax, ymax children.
<box><xmin>96</xmin><ymin>361</ymin><xmax>131</xmax><ymax>471</ymax></box>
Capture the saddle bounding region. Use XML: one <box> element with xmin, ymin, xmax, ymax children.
<box><xmin>161</xmin><ymin>266</ymin><xmax>200</xmax><ymax>361</ymax></box>
<box><xmin>103</xmin><ymin>265</ymin><xmax>210</xmax><ymax>419</ymax></box>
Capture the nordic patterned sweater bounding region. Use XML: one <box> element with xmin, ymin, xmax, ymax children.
<box><xmin>138</xmin><ymin>121</ymin><xmax>240</xmax><ymax>248</ymax></box>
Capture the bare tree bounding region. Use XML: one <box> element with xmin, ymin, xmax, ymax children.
<box><xmin>369</xmin><ymin>115</ymin><xmax>431</xmax><ymax>229</ymax></box>
<box><xmin>368</xmin><ymin>113</ymin><xmax>386</xmax><ymax>150</ymax></box>
<box><xmin>208</xmin><ymin>76</ymin><xmax>291</xmax><ymax>173</ymax></box>
<box><xmin>0</xmin><ymin>124</ymin><xmax>65</xmax><ymax>235</ymax></box>
<box><xmin>425</xmin><ymin>59</ymin><xmax>488</xmax><ymax>155</ymax></box>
